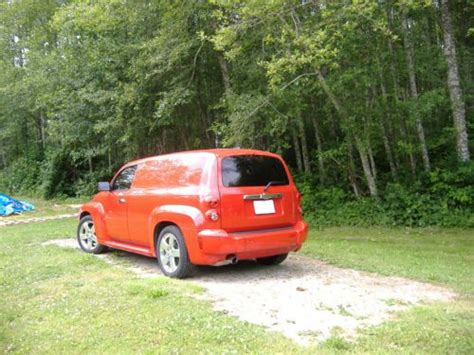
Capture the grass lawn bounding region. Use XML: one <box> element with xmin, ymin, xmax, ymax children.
<box><xmin>1</xmin><ymin>219</ymin><xmax>473</xmax><ymax>353</ymax></box>
<box><xmin>303</xmin><ymin>227</ymin><xmax>474</xmax><ymax>353</ymax></box>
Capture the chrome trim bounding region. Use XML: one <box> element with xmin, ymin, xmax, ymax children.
<box><xmin>243</xmin><ymin>193</ymin><xmax>282</xmax><ymax>200</ymax></box>
<box><xmin>230</xmin><ymin>225</ymin><xmax>293</xmax><ymax>236</ymax></box>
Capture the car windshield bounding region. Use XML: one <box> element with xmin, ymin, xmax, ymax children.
<box><xmin>221</xmin><ymin>155</ymin><xmax>289</xmax><ymax>187</ymax></box>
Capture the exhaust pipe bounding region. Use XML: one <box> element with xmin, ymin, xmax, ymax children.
<box><xmin>213</xmin><ymin>255</ymin><xmax>238</xmax><ymax>267</ymax></box>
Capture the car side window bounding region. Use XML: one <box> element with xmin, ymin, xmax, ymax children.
<box><xmin>112</xmin><ymin>165</ymin><xmax>137</xmax><ymax>191</ymax></box>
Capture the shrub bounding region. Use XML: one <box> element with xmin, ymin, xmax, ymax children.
<box><xmin>0</xmin><ymin>157</ymin><xmax>41</xmax><ymax>195</ymax></box>
<box><xmin>295</xmin><ymin>163</ymin><xmax>473</xmax><ymax>228</ymax></box>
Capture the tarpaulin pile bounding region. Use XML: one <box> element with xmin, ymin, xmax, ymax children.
<box><xmin>0</xmin><ymin>193</ymin><xmax>34</xmax><ymax>216</ymax></box>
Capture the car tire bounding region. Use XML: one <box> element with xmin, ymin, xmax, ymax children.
<box><xmin>156</xmin><ymin>225</ymin><xmax>195</xmax><ymax>279</ymax></box>
<box><xmin>256</xmin><ymin>253</ymin><xmax>288</xmax><ymax>265</ymax></box>
<box><xmin>77</xmin><ymin>215</ymin><xmax>107</xmax><ymax>254</ymax></box>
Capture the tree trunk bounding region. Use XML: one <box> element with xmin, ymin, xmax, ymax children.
<box><xmin>399</xmin><ymin>118</ymin><xmax>417</xmax><ymax>177</ymax></box>
<box><xmin>297</xmin><ymin>116</ymin><xmax>311</xmax><ymax>174</ymax></box>
<box><xmin>317</xmin><ymin>69</ymin><xmax>377</xmax><ymax>197</ymax></box>
<box><xmin>380</xmin><ymin>118</ymin><xmax>398</xmax><ymax>180</ymax></box>
<box><xmin>217</xmin><ymin>54</ymin><xmax>231</xmax><ymax>94</ymax></box>
<box><xmin>215</xmin><ymin>53</ymin><xmax>231</xmax><ymax>148</ymax></box>
<box><xmin>364</xmin><ymin>94</ymin><xmax>377</xmax><ymax>180</ymax></box>
<box><xmin>402</xmin><ymin>12</ymin><xmax>431</xmax><ymax>172</ymax></box>
<box><xmin>347</xmin><ymin>142</ymin><xmax>360</xmax><ymax>199</ymax></box>
<box><xmin>38</xmin><ymin>110</ymin><xmax>46</xmax><ymax>150</ymax></box>
<box><xmin>387</xmin><ymin>7</ymin><xmax>401</xmax><ymax>101</ymax></box>
<box><xmin>378</xmin><ymin>77</ymin><xmax>398</xmax><ymax>180</ymax></box>
<box><xmin>292</xmin><ymin>127</ymin><xmax>303</xmax><ymax>173</ymax></box>
<box><xmin>311</xmin><ymin>114</ymin><xmax>326</xmax><ymax>183</ymax></box>
<box><xmin>439</xmin><ymin>0</ymin><xmax>470</xmax><ymax>162</ymax></box>
<box><xmin>368</xmin><ymin>139</ymin><xmax>377</xmax><ymax>180</ymax></box>
<box><xmin>355</xmin><ymin>136</ymin><xmax>378</xmax><ymax>198</ymax></box>
<box><xmin>316</xmin><ymin>70</ymin><xmax>345</xmax><ymax>115</ymax></box>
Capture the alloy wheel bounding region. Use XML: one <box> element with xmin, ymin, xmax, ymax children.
<box><xmin>159</xmin><ymin>232</ymin><xmax>181</xmax><ymax>273</ymax></box>
<box><xmin>79</xmin><ymin>220</ymin><xmax>97</xmax><ymax>251</ymax></box>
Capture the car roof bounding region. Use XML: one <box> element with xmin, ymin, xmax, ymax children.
<box><xmin>125</xmin><ymin>148</ymin><xmax>280</xmax><ymax>167</ymax></box>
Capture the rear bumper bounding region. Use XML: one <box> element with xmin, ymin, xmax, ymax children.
<box><xmin>194</xmin><ymin>221</ymin><xmax>308</xmax><ymax>265</ymax></box>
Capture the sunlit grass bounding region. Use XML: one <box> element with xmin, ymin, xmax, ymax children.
<box><xmin>1</xmin><ymin>218</ymin><xmax>473</xmax><ymax>353</ymax></box>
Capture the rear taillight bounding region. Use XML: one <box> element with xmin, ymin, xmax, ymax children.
<box><xmin>296</xmin><ymin>192</ymin><xmax>303</xmax><ymax>215</ymax></box>
<box><xmin>201</xmin><ymin>195</ymin><xmax>220</xmax><ymax>223</ymax></box>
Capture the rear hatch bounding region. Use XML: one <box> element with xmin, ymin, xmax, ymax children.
<box><xmin>218</xmin><ymin>154</ymin><xmax>297</xmax><ymax>232</ymax></box>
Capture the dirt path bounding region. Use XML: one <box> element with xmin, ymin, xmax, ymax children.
<box><xmin>0</xmin><ymin>214</ymin><xmax>78</xmax><ymax>227</ymax></box>
<box><xmin>43</xmin><ymin>238</ymin><xmax>455</xmax><ymax>345</ymax></box>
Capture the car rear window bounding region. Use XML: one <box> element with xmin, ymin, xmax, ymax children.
<box><xmin>221</xmin><ymin>155</ymin><xmax>289</xmax><ymax>187</ymax></box>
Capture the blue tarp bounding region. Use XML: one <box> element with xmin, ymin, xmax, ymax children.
<box><xmin>0</xmin><ymin>193</ymin><xmax>35</xmax><ymax>216</ymax></box>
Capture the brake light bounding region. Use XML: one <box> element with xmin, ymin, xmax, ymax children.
<box><xmin>203</xmin><ymin>195</ymin><xmax>219</xmax><ymax>208</ymax></box>
<box><xmin>201</xmin><ymin>195</ymin><xmax>220</xmax><ymax>222</ymax></box>
<box><xmin>296</xmin><ymin>192</ymin><xmax>303</xmax><ymax>215</ymax></box>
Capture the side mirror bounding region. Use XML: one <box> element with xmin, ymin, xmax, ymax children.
<box><xmin>98</xmin><ymin>181</ymin><xmax>111</xmax><ymax>192</ymax></box>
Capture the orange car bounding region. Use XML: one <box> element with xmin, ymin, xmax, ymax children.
<box><xmin>78</xmin><ymin>149</ymin><xmax>308</xmax><ymax>278</ymax></box>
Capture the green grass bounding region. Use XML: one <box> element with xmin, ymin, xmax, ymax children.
<box><xmin>0</xmin><ymin>220</ymin><xmax>305</xmax><ymax>353</ymax></box>
<box><xmin>302</xmin><ymin>227</ymin><xmax>474</xmax><ymax>295</ymax></box>
<box><xmin>303</xmin><ymin>227</ymin><xmax>474</xmax><ymax>354</ymax></box>
<box><xmin>1</xmin><ymin>219</ymin><xmax>473</xmax><ymax>353</ymax></box>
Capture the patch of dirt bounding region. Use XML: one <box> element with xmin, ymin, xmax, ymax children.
<box><xmin>0</xmin><ymin>214</ymin><xmax>78</xmax><ymax>227</ymax></box>
<box><xmin>43</xmin><ymin>238</ymin><xmax>456</xmax><ymax>345</ymax></box>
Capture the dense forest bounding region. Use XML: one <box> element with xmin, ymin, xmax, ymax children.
<box><xmin>0</xmin><ymin>0</ymin><xmax>472</xmax><ymax>226</ymax></box>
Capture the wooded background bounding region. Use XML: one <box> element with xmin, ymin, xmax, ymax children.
<box><xmin>0</xmin><ymin>0</ymin><xmax>472</xmax><ymax>226</ymax></box>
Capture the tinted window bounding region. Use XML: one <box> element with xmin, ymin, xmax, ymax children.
<box><xmin>222</xmin><ymin>155</ymin><xmax>289</xmax><ymax>187</ymax></box>
<box><xmin>112</xmin><ymin>165</ymin><xmax>137</xmax><ymax>190</ymax></box>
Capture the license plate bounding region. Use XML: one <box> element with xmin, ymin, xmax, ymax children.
<box><xmin>253</xmin><ymin>200</ymin><xmax>275</xmax><ymax>215</ymax></box>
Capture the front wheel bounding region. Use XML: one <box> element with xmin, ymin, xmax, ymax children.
<box><xmin>77</xmin><ymin>216</ymin><xmax>107</xmax><ymax>254</ymax></box>
<box><xmin>156</xmin><ymin>225</ymin><xmax>195</xmax><ymax>278</ymax></box>
<box><xmin>256</xmin><ymin>253</ymin><xmax>288</xmax><ymax>265</ymax></box>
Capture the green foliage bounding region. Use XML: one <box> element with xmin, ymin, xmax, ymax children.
<box><xmin>299</xmin><ymin>163</ymin><xmax>474</xmax><ymax>227</ymax></box>
<box><xmin>299</xmin><ymin>184</ymin><xmax>391</xmax><ymax>227</ymax></box>
<box><xmin>40</xmin><ymin>149</ymin><xmax>76</xmax><ymax>199</ymax></box>
<box><xmin>0</xmin><ymin>157</ymin><xmax>41</xmax><ymax>195</ymax></box>
<box><xmin>0</xmin><ymin>1</ymin><xmax>472</xmax><ymax>226</ymax></box>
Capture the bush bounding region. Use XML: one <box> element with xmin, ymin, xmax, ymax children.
<box><xmin>296</xmin><ymin>163</ymin><xmax>474</xmax><ymax>228</ymax></box>
<box><xmin>297</xmin><ymin>183</ymin><xmax>390</xmax><ymax>227</ymax></box>
<box><xmin>39</xmin><ymin>149</ymin><xmax>76</xmax><ymax>199</ymax></box>
<box><xmin>0</xmin><ymin>157</ymin><xmax>41</xmax><ymax>195</ymax></box>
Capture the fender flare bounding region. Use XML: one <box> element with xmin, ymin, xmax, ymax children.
<box><xmin>79</xmin><ymin>202</ymin><xmax>109</xmax><ymax>243</ymax></box>
<box><xmin>147</xmin><ymin>205</ymin><xmax>204</xmax><ymax>262</ymax></box>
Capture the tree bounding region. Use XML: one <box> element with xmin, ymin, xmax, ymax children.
<box><xmin>0</xmin><ymin>0</ymin><xmax>471</xmax><ymax>206</ymax></box>
<box><xmin>439</xmin><ymin>0</ymin><xmax>470</xmax><ymax>162</ymax></box>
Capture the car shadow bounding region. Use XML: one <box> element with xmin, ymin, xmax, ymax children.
<box><xmin>106</xmin><ymin>248</ymin><xmax>313</xmax><ymax>281</ymax></box>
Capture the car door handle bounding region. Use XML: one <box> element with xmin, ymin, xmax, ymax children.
<box><xmin>118</xmin><ymin>198</ymin><xmax>126</xmax><ymax>204</ymax></box>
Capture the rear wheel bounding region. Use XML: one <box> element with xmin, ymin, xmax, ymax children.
<box><xmin>256</xmin><ymin>253</ymin><xmax>288</xmax><ymax>265</ymax></box>
<box><xmin>156</xmin><ymin>225</ymin><xmax>195</xmax><ymax>278</ymax></box>
<box><xmin>77</xmin><ymin>216</ymin><xmax>107</xmax><ymax>254</ymax></box>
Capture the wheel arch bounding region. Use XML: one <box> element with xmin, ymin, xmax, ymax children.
<box><xmin>148</xmin><ymin>205</ymin><xmax>204</xmax><ymax>262</ymax></box>
<box><xmin>79</xmin><ymin>211</ymin><xmax>91</xmax><ymax>220</ymax></box>
<box><xmin>79</xmin><ymin>202</ymin><xmax>108</xmax><ymax>243</ymax></box>
<box><xmin>153</xmin><ymin>221</ymin><xmax>180</xmax><ymax>251</ymax></box>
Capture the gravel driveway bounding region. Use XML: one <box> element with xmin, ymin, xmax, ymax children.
<box><xmin>43</xmin><ymin>238</ymin><xmax>455</xmax><ymax>344</ymax></box>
